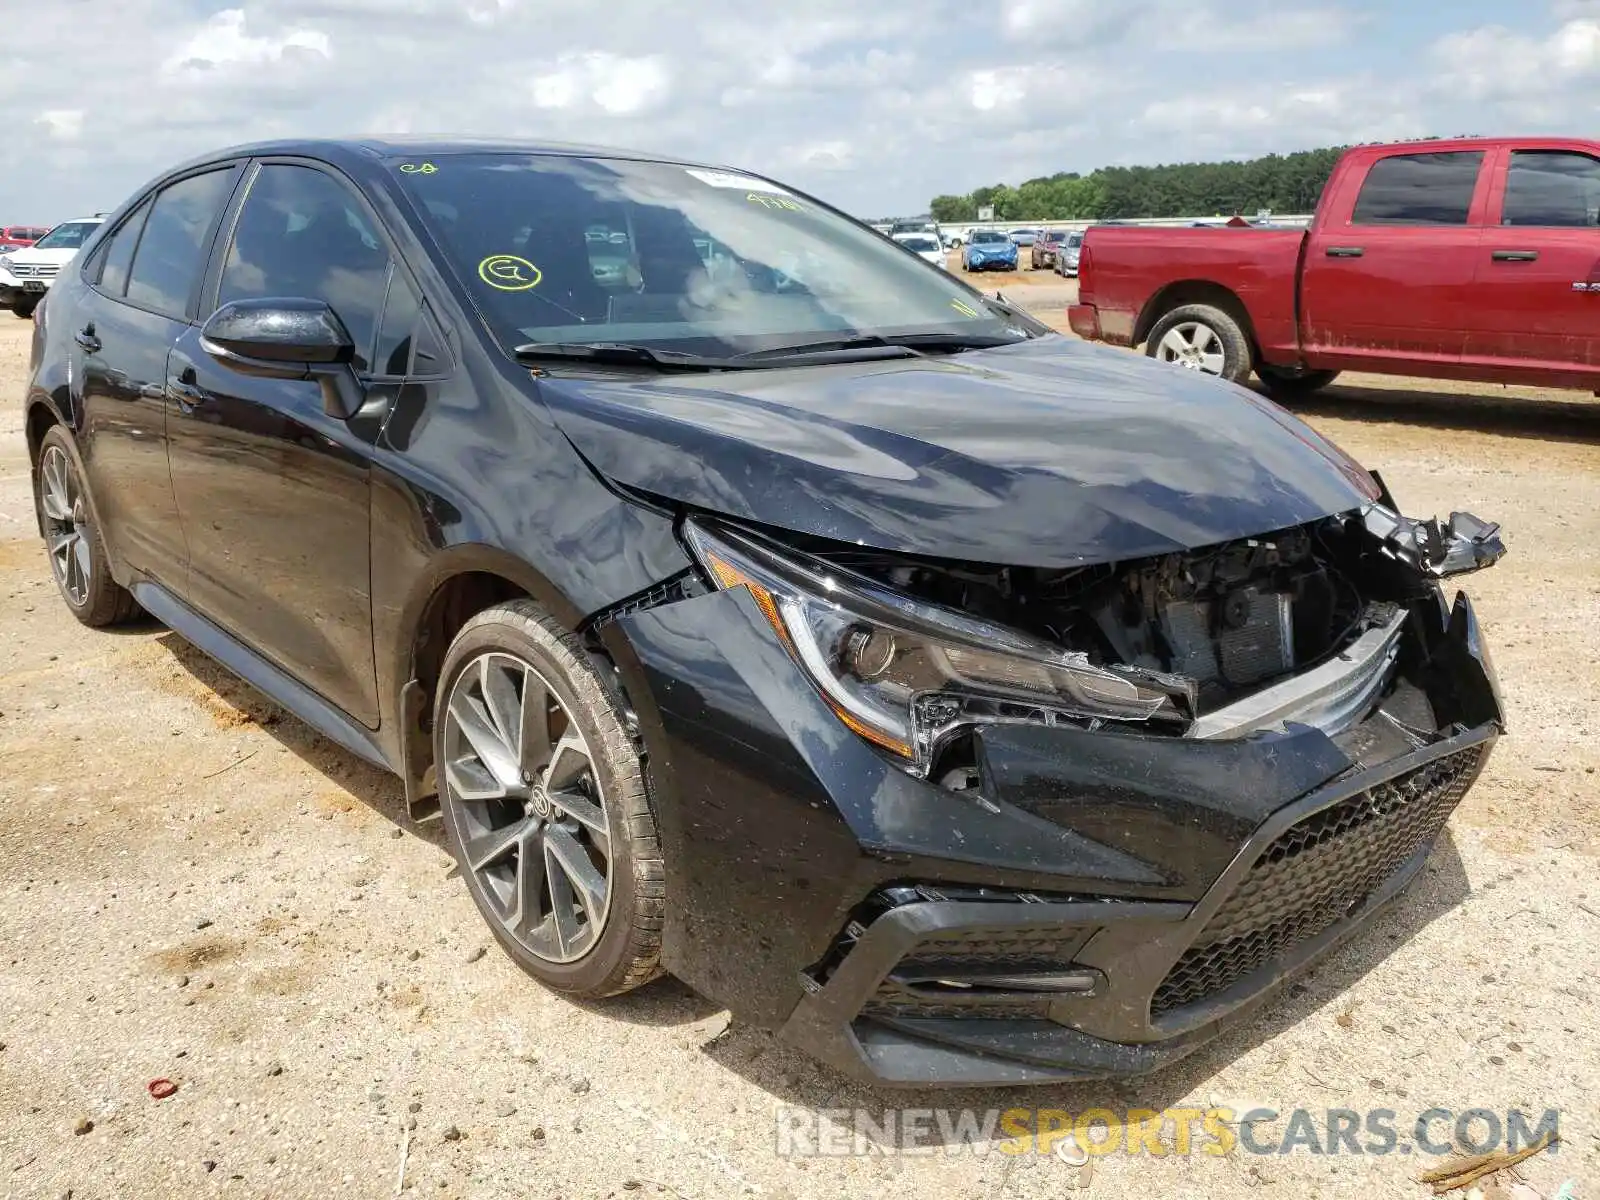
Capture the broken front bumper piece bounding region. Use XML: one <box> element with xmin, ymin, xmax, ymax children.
<box><xmin>1363</xmin><ymin>501</ymin><xmax>1506</xmax><ymax>578</ymax></box>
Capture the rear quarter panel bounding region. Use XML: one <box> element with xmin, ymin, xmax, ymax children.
<box><xmin>1080</xmin><ymin>228</ymin><xmax>1305</xmax><ymax>357</ymax></box>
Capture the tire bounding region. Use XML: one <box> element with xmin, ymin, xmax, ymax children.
<box><xmin>33</xmin><ymin>426</ymin><xmax>141</xmax><ymax>627</ymax></box>
<box><xmin>1145</xmin><ymin>303</ymin><xmax>1253</xmax><ymax>384</ymax></box>
<box><xmin>1256</xmin><ymin>363</ymin><xmax>1340</xmax><ymax>399</ymax></box>
<box><xmin>14</xmin><ymin>298</ymin><xmax>37</xmax><ymax>319</ymax></box>
<box><xmin>434</xmin><ymin>599</ymin><xmax>664</xmax><ymax>999</ymax></box>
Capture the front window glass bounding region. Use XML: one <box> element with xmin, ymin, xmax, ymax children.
<box><xmin>392</xmin><ymin>155</ymin><xmax>1011</xmax><ymax>354</ymax></box>
<box><xmin>1502</xmin><ymin>151</ymin><xmax>1600</xmax><ymax>227</ymax></box>
<box><xmin>1351</xmin><ymin>152</ymin><xmax>1484</xmax><ymax>226</ymax></box>
<box><xmin>33</xmin><ymin>221</ymin><xmax>101</xmax><ymax>250</ymax></box>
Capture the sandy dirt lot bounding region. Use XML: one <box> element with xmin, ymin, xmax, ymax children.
<box><xmin>1</xmin><ymin>304</ymin><xmax>1596</xmax><ymax>1199</ymax></box>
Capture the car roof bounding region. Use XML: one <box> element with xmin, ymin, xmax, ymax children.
<box><xmin>163</xmin><ymin>135</ymin><xmax>731</xmax><ymax>177</ymax></box>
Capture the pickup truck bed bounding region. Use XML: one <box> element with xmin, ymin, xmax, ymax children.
<box><xmin>1070</xmin><ymin>137</ymin><xmax>1600</xmax><ymax>395</ymax></box>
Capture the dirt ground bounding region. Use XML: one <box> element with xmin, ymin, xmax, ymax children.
<box><xmin>1</xmin><ymin>301</ymin><xmax>1596</xmax><ymax>1200</ymax></box>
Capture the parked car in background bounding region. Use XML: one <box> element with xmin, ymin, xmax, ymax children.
<box><xmin>0</xmin><ymin>216</ymin><xmax>105</xmax><ymax>317</ymax></box>
<box><xmin>0</xmin><ymin>225</ymin><xmax>49</xmax><ymax>250</ymax></box>
<box><xmin>1008</xmin><ymin>228</ymin><xmax>1038</xmax><ymax>247</ymax></box>
<box><xmin>962</xmin><ymin>228</ymin><xmax>1018</xmax><ymax>271</ymax></box>
<box><xmin>892</xmin><ymin>231</ymin><xmax>948</xmax><ymax>269</ymax></box>
<box><xmin>1028</xmin><ymin>229</ymin><xmax>1070</xmax><ymax>270</ymax></box>
<box><xmin>943</xmin><ymin>228</ymin><xmax>967</xmax><ymax>248</ymax></box>
<box><xmin>1071</xmin><ymin>136</ymin><xmax>1600</xmax><ymax>395</ymax></box>
<box><xmin>1056</xmin><ymin>229</ymin><xmax>1085</xmax><ymax>277</ymax></box>
<box><xmin>24</xmin><ymin>135</ymin><xmax>1507</xmax><ymax>1088</ymax></box>
<box><xmin>889</xmin><ymin>219</ymin><xmax>940</xmax><ymax>240</ymax></box>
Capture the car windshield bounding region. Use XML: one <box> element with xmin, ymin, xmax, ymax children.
<box><xmin>32</xmin><ymin>221</ymin><xmax>98</xmax><ymax>250</ymax></box>
<box><xmin>1067</xmin><ymin>232</ymin><xmax>1083</xmax><ymax>247</ymax></box>
<box><xmin>971</xmin><ymin>230</ymin><xmax>1008</xmax><ymax>244</ymax></box>
<box><xmin>394</xmin><ymin>155</ymin><xmax>1015</xmax><ymax>355</ymax></box>
<box><xmin>898</xmin><ymin>236</ymin><xmax>939</xmax><ymax>253</ymax></box>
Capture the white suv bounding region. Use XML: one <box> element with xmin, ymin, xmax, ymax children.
<box><xmin>0</xmin><ymin>216</ymin><xmax>104</xmax><ymax>318</ymax></box>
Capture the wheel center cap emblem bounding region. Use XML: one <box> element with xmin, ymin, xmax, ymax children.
<box><xmin>528</xmin><ymin>785</ymin><xmax>553</xmax><ymax>820</ymax></box>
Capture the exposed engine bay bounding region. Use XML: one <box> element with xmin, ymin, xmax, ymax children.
<box><xmin>799</xmin><ymin>504</ymin><xmax>1504</xmax><ymax>721</ymax></box>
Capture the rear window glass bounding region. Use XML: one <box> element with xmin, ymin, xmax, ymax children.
<box><xmin>1351</xmin><ymin>152</ymin><xmax>1484</xmax><ymax>226</ymax></box>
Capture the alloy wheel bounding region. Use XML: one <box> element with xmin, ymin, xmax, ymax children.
<box><xmin>441</xmin><ymin>652</ymin><xmax>613</xmax><ymax>964</ymax></box>
<box><xmin>1155</xmin><ymin>321</ymin><xmax>1226</xmax><ymax>374</ymax></box>
<box><xmin>40</xmin><ymin>446</ymin><xmax>92</xmax><ymax>606</ymax></box>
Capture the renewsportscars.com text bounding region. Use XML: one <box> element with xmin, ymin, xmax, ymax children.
<box><xmin>775</xmin><ymin>1106</ymin><xmax>1561</xmax><ymax>1159</ymax></box>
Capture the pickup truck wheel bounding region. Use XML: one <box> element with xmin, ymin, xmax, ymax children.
<box><xmin>1256</xmin><ymin>363</ymin><xmax>1341</xmax><ymax>398</ymax></box>
<box><xmin>1146</xmin><ymin>304</ymin><xmax>1252</xmax><ymax>384</ymax></box>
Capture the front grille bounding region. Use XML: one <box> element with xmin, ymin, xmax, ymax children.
<box><xmin>9</xmin><ymin>263</ymin><xmax>58</xmax><ymax>279</ymax></box>
<box><xmin>1151</xmin><ymin>744</ymin><xmax>1485</xmax><ymax>1017</ymax></box>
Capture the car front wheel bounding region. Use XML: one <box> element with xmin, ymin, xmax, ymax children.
<box><xmin>1146</xmin><ymin>304</ymin><xmax>1252</xmax><ymax>384</ymax></box>
<box><xmin>435</xmin><ymin>600</ymin><xmax>664</xmax><ymax>999</ymax></box>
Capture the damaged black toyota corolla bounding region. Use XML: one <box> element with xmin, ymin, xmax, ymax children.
<box><xmin>26</xmin><ymin>140</ymin><xmax>1506</xmax><ymax>1086</ymax></box>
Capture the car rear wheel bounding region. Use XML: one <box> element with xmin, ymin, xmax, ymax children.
<box><xmin>1146</xmin><ymin>304</ymin><xmax>1252</xmax><ymax>384</ymax></box>
<box><xmin>1256</xmin><ymin>362</ymin><xmax>1341</xmax><ymax>399</ymax></box>
<box><xmin>33</xmin><ymin>427</ymin><xmax>141</xmax><ymax>627</ymax></box>
<box><xmin>435</xmin><ymin>600</ymin><xmax>664</xmax><ymax>999</ymax></box>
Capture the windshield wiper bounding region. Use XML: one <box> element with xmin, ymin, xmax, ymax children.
<box><xmin>513</xmin><ymin>342</ymin><xmax>729</xmax><ymax>370</ymax></box>
<box><xmin>734</xmin><ymin>331</ymin><xmax>1026</xmax><ymax>362</ymax></box>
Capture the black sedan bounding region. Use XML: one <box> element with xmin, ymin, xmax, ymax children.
<box><xmin>24</xmin><ymin>138</ymin><xmax>1506</xmax><ymax>1086</ymax></box>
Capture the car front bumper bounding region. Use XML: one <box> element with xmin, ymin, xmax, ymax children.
<box><xmin>610</xmin><ymin>583</ymin><xmax>1502</xmax><ymax>1086</ymax></box>
<box><xmin>966</xmin><ymin>256</ymin><xmax>1017</xmax><ymax>271</ymax></box>
<box><xmin>0</xmin><ymin>270</ymin><xmax>51</xmax><ymax>306</ymax></box>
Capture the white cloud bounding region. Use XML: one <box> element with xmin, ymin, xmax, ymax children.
<box><xmin>37</xmin><ymin>110</ymin><xmax>84</xmax><ymax>141</ymax></box>
<box><xmin>161</xmin><ymin>8</ymin><xmax>331</xmax><ymax>78</ymax></box>
<box><xmin>969</xmin><ymin>69</ymin><xmax>1028</xmax><ymax>111</ymax></box>
<box><xmin>531</xmin><ymin>52</ymin><xmax>671</xmax><ymax>114</ymax></box>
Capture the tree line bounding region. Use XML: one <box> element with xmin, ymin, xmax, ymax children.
<box><xmin>927</xmin><ymin>146</ymin><xmax>1346</xmax><ymax>223</ymax></box>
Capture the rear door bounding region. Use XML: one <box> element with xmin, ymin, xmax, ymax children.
<box><xmin>70</xmin><ymin>167</ymin><xmax>240</xmax><ymax>583</ymax></box>
<box><xmin>1300</xmin><ymin>149</ymin><xmax>1491</xmax><ymax>368</ymax></box>
<box><xmin>1466</xmin><ymin>146</ymin><xmax>1600</xmax><ymax>386</ymax></box>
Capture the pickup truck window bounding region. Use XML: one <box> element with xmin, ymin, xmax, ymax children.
<box><xmin>1351</xmin><ymin>151</ymin><xmax>1484</xmax><ymax>226</ymax></box>
<box><xmin>1503</xmin><ymin>151</ymin><xmax>1600</xmax><ymax>227</ymax></box>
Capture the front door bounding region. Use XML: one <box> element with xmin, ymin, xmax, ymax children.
<box><xmin>166</xmin><ymin>161</ymin><xmax>392</xmax><ymax>726</ymax></box>
<box><xmin>1465</xmin><ymin>148</ymin><xmax>1600</xmax><ymax>387</ymax></box>
<box><xmin>1300</xmin><ymin>150</ymin><xmax>1489</xmax><ymax>369</ymax></box>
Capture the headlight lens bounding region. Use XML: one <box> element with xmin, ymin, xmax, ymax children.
<box><xmin>685</xmin><ymin>520</ymin><xmax>1182</xmax><ymax>774</ymax></box>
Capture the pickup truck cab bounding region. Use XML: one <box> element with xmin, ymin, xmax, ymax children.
<box><xmin>1070</xmin><ymin>137</ymin><xmax>1600</xmax><ymax>395</ymax></box>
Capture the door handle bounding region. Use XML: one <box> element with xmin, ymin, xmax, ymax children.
<box><xmin>74</xmin><ymin>324</ymin><xmax>100</xmax><ymax>352</ymax></box>
<box><xmin>1325</xmin><ymin>246</ymin><xmax>1364</xmax><ymax>258</ymax></box>
<box><xmin>1490</xmin><ymin>250</ymin><xmax>1539</xmax><ymax>262</ymax></box>
<box><xmin>166</xmin><ymin>368</ymin><xmax>206</xmax><ymax>411</ymax></box>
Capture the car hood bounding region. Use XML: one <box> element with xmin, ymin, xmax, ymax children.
<box><xmin>3</xmin><ymin>248</ymin><xmax>79</xmax><ymax>265</ymax></box>
<box><xmin>968</xmin><ymin>242</ymin><xmax>1015</xmax><ymax>254</ymax></box>
<box><xmin>537</xmin><ymin>335</ymin><xmax>1378</xmax><ymax>568</ymax></box>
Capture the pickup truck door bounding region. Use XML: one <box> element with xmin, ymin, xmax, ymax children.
<box><xmin>1465</xmin><ymin>146</ymin><xmax>1600</xmax><ymax>387</ymax></box>
<box><xmin>1300</xmin><ymin>149</ymin><xmax>1491</xmax><ymax>369</ymax></box>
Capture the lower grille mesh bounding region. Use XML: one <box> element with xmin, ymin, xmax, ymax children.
<box><xmin>1151</xmin><ymin>744</ymin><xmax>1486</xmax><ymax>1017</ymax></box>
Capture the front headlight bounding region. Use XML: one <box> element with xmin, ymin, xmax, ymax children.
<box><xmin>685</xmin><ymin>520</ymin><xmax>1183</xmax><ymax>774</ymax></box>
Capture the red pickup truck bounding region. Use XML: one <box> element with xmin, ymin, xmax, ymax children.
<box><xmin>1069</xmin><ymin>137</ymin><xmax>1600</xmax><ymax>396</ymax></box>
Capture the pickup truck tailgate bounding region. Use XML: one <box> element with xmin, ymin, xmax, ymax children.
<box><xmin>1074</xmin><ymin>227</ymin><xmax>1307</xmax><ymax>356</ymax></box>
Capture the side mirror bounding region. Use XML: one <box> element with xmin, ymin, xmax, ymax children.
<box><xmin>200</xmin><ymin>298</ymin><xmax>364</xmax><ymax>419</ymax></box>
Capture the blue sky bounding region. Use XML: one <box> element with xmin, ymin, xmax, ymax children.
<box><xmin>2</xmin><ymin>0</ymin><xmax>1598</xmax><ymax>221</ymax></box>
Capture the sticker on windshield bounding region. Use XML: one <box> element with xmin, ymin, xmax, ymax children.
<box><xmin>399</xmin><ymin>162</ymin><xmax>437</xmax><ymax>175</ymax></box>
<box><xmin>746</xmin><ymin>193</ymin><xmax>805</xmax><ymax>212</ymax></box>
<box><xmin>478</xmin><ymin>254</ymin><xmax>542</xmax><ymax>291</ymax></box>
<box><xmin>685</xmin><ymin>168</ymin><xmax>790</xmax><ymax>195</ymax></box>
<box><xmin>950</xmin><ymin>299</ymin><xmax>982</xmax><ymax>318</ymax></box>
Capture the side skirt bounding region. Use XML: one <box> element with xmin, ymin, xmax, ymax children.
<box><xmin>130</xmin><ymin>580</ymin><xmax>398</xmax><ymax>776</ymax></box>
